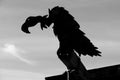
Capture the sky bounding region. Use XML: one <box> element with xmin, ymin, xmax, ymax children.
<box><xmin>0</xmin><ymin>0</ymin><xmax>120</xmax><ymax>80</ymax></box>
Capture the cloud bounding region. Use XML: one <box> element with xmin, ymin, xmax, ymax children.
<box><xmin>1</xmin><ymin>43</ymin><xmax>34</xmax><ymax>65</ymax></box>
<box><xmin>0</xmin><ymin>69</ymin><xmax>45</xmax><ymax>80</ymax></box>
<box><xmin>93</xmin><ymin>40</ymin><xmax>120</xmax><ymax>48</ymax></box>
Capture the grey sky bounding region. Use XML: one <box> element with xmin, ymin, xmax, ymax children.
<box><xmin>0</xmin><ymin>0</ymin><xmax>120</xmax><ymax>79</ymax></box>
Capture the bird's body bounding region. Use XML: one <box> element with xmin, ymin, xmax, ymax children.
<box><xmin>21</xmin><ymin>6</ymin><xmax>101</xmax><ymax>80</ymax></box>
<box><xmin>48</xmin><ymin>6</ymin><xmax>101</xmax><ymax>57</ymax></box>
<box><xmin>21</xmin><ymin>6</ymin><xmax>101</xmax><ymax>57</ymax></box>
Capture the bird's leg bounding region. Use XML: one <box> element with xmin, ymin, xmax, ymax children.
<box><xmin>67</xmin><ymin>52</ymin><xmax>89</xmax><ymax>80</ymax></box>
<box><xmin>73</xmin><ymin>58</ymin><xmax>90</xmax><ymax>80</ymax></box>
<box><xmin>57</xmin><ymin>48</ymin><xmax>89</xmax><ymax>80</ymax></box>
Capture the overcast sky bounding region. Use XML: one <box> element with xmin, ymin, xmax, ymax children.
<box><xmin>0</xmin><ymin>0</ymin><xmax>120</xmax><ymax>80</ymax></box>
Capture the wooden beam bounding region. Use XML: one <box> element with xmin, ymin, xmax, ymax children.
<box><xmin>45</xmin><ymin>64</ymin><xmax>120</xmax><ymax>80</ymax></box>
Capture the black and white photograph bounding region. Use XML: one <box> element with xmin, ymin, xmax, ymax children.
<box><xmin>0</xmin><ymin>0</ymin><xmax>120</xmax><ymax>80</ymax></box>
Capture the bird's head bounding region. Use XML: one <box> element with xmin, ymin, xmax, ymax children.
<box><xmin>21</xmin><ymin>16</ymin><xmax>42</xmax><ymax>34</ymax></box>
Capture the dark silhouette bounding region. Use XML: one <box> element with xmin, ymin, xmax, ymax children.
<box><xmin>21</xmin><ymin>15</ymin><xmax>48</xmax><ymax>33</ymax></box>
<box><xmin>21</xmin><ymin>6</ymin><xmax>101</xmax><ymax>80</ymax></box>
<box><xmin>45</xmin><ymin>64</ymin><xmax>120</xmax><ymax>80</ymax></box>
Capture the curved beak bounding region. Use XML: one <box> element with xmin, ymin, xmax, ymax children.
<box><xmin>21</xmin><ymin>23</ymin><xmax>31</xmax><ymax>34</ymax></box>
